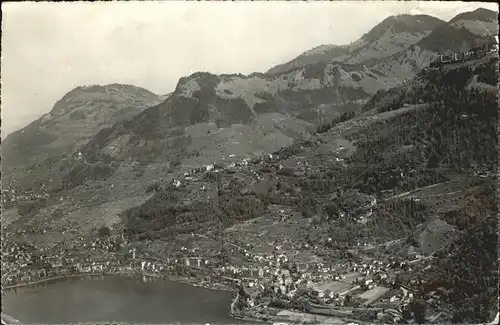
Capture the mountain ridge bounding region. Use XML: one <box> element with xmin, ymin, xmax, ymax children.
<box><xmin>449</xmin><ymin>7</ymin><xmax>497</xmax><ymax>23</ymax></box>
<box><xmin>266</xmin><ymin>14</ymin><xmax>445</xmax><ymax>75</ymax></box>
<box><xmin>4</xmin><ymin>9</ymin><xmax>493</xmax><ymax>190</ymax></box>
<box><xmin>2</xmin><ymin>83</ymin><xmax>163</xmax><ymax>170</ymax></box>
<box><xmin>2</xmin><ymin>9</ymin><xmax>498</xmax><ymax>323</ymax></box>
<box><xmin>3</xmin><ymin>8</ymin><xmax>495</xmax><ymax>197</ymax></box>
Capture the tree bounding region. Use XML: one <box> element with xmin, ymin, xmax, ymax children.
<box><xmin>171</xmin><ymin>159</ymin><xmax>181</xmax><ymax>167</ymax></box>
<box><xmin>299</xmin><ymin>299</ymin><xmax>312</xmax><ymax>312</ymax></box>
<box><xmin>410</xmin><ymin>299</ymin><xmax>427</xmax><ymax>324</ymax></box>
<box><xmin>324</xmin><ymin>202</ymin><xmax>340</xmax><ymax>219</ymax></box>
<box><xmin>98</xmin><ymin>226</ymin><xmax>111</xmax><ymax>237</ymax></box>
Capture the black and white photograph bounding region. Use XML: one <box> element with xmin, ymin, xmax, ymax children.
<box><xmin>1</xmin><ymin>1</ymin><xmax>498</xmax><ymax>324</ymax></box>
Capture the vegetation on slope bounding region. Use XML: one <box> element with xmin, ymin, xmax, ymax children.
<box><xmin>315</xmin><ymin>109</ymin><xmax>356</xmax><ymax>134</ymax></box>
<box><xmin>360</xmin><ymin>14</ymin><xmax>443</xmax><ymax>44</ymax></box>
<box><xmin>344</xmin><ymin>60</ymin><xmax>497</xmax><ymax>201</ymax></box>
<box><xmin>449</xmin><ymin>8</ymin><xmax>497</xmax><ymax>23</ymax></box>
<box><xmin>347</xmin><ymin>59</ymin><xmax>498</xmax><ymax>323</ymax></box>
<box><xmin>416</xmin><ymin>23</ymin><xmax>487</xmax><ymax>52</ymax></box>
<box><xmin>425</xmin><ymin>213</ymin><xmax>498</xmax><ymax>323</ymax></box>
<box><xmin>370</xmin><ymin>56</ymin><xmax>498</xmax><ymax>113</ymax></box>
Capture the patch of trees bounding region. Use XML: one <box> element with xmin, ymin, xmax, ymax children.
<box><xmin>323</xmin><ymin>200</ymin><xmax>343</xmax><ymax>220</ymax></box>
<box><xmin>296</xmin><ymin>196</ymin><xmax>319</xmax><ymax>219</ymax></box>
<box><xmin>123</xmin><ymin>188</ymin><xmax>185</xmax><ymax>237</ymax></box>
<box><xmin>435</xmin><ymin>66</ymin><xmax>473</xmax><ymax>89</ymax></box>
<box><xmin>424</xmin><ymin>215</ymin><xmax>498</xmax><ymax>323</ymax></box>
<box><xmin>402</xmin><ymin>299</ymin><xmax>427</xmax><ymax>324</ymax></box>
<box><xmin>326</xmin><ymin>217</ymin><xmax>365</xmax><ymax>246</ymax></box>
<box><xmin>254</xmin><ymin>92</ymin><xmax>273</xmax><ymax>101</ymax></box>
<box><xmin>347</xmin><ymin>87</ymin><xmax>497</xmax><ymax>196</ymax></box>
<box><xmin>442</xmin><ymin>182</ymin><xmax>497</xmax><ymax>230</ymax></box>
<box><xmin>418</xmin><ymin>25</ymin><xmax>480</xmax><ymax>53</ymax></box>
<box><xmin>131</xmin><ymin>135</ymin><xmax>191</xmax><ymax>164</ymax></box>
<box><xmin>98</xmin><ymin>226</ymin><xmax>111</xmax><ymax>237</ymax></box>
<box><xmin>322</xmin><ymin>198</ymin><xmax>429</xmax><ymax>246</ymax></box>
<box><xmin>363</xmin><ymin>88</ymin><xmax>392</xmax><ymax>111</ymax></box>
<box><xmin>375</xmin><ymin>61</ymin><xmax>495</xmax><ymax>114</ymax></box>
<box><xmin>145</xmin><ymin>181</ymin><xmax>165</xmax><ymax>194</ymax></box>
<box><xmin>260</xmin><ymin>166</ymin><xmax>273</xmax><ymax>173</ymax></box>
<box><xmin>299</xmin><ymin>177</ymin><xmax>338</xmax><ymax>194</ymax></box>
<box><xmin>366</xmin><ymin>199</ymin><xmax>430</xmax><ymax>240</ymax></box>
<box><xmin>303</xmin><ymin>62</ymin><xmax>328</xmax><ymax>82</ymax></box>
<box><xmin>202</xmin><ymin>171</ymin><xmax>218</xmax><ymax>182</ymax></box>
<box><xmin>277</xmin><ymin>167</ymin><xmax>295</xmax><ymax>177</ymax></box>
<box><xmin>61</xmin><ymin>161</ymin><xmax>116</xmax><ymax>190</ymax></box>
<box><xmin>474</xmin><ymin>57</ymin><xmax>498</xmax><ymax>85</ymax></box>
<box><xmin>347</xmin><ymin>164</ymin><xmax>448</xmax><ymax>196</ymax></box>
<box><xmin>218</xmin><ymin>194</ymin><xmax>267</xmax><ymax>225</ymax></box>
<box><xmin>17</xmin><ymin>198</ymin><xmax>48</xmax><ymax>216</ymax></box>
<box><xmin>83</xmin><ymin>151</ymin><xmax>115</xmax><ymax>165</ymax></box>
<box><xmin>8</xmin><ymin>128</ymin><xmax>58</xmax><ymax>157</ymax></box>
<box><xmin>316</xmin><ymin>109</ymin><xmax>356</xmax><ymax>133</ymax></box>
<box><xmin>351</xmin><ymin>73</ymin><xmax>361</xmax><ymax>82</ymax></box>
<box><xmin>170</xmin><ymin>158</ymin><xmax>182</xmax><ymax>167</ymax></box>
<box><xmin>421</xmin><ymin>89</ymin><xmax>496</xmax><ymax>170</ymax></box>
<box><xmin>273</xmin><ymin>143</ymin><xmax>303</xmax><ymax>160</ymax></box>
<box><xmin>124</xmin><ymin>178</ymin><xmax>268</xmax><ymax>239</ymax></box>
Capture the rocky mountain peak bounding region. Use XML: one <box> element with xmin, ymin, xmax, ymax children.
<box><xmin>2</xmin><ymin>84</ymin><xmax>162</xmax><ymax>168</ymax></box>
<box><xmin>449</xmin><ymin>7</ymin><xmax>498</xmax><ymax>36</ymax></box>
<box><xmin>360</xmin><ymin>14</ymin><xmax>444</xmax><ymax>44</ymax></box>
<box><xmin>50</xmin><ymin>84</ymin><xmax>160</xmax><ymax>116</ymax></box>
<box><xmin>449</xmin><ymin>7</ymin><xmax>497</xmax><ymax>23</ymax></box>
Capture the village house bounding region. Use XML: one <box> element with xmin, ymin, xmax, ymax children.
<box><xmin>296</xmin><ymin>262</ymin><xmax>309</xmax><ymax>273</ymax></box>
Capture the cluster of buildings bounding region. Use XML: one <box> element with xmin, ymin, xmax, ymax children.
<box><xmin>183</xmin><ymin>154</ymin><xmax>281</xmax><ymax>177</ymax></box>
<box><xmin>1</xmin><ymin>235</ymin><xmax>122</xmax><ymax>286</ymax></box>
<box><xmin>3</xmin><ymin>123</ymin><xmax>458</xmax><ymax>324</ymax></box>
<box><xmin>171</xmin><ymin>152</ymin><xmax>284</xmax><ymax>188</ymax></box>
<box><xmin>2</xmin><ymin>230</ymin><xmax>228</xmax><ymax>289</ymax></box>
<box><xmin>430</xmin><ymin>38</ymin><xmax>498</xmax><ymax>67</ymax></box>
<box><xmin>2</xmin><ymin>223</ymin><xmax>445</xmax><ymax>323</ymax></box>
<box><xmin>222</xmin><ymin>239</ymin><xmax>443</xmax><ymax>323</ymax></box>
<box><xmin>1</xmin><ymin>187</ymin><xmax>49</xmax><ymax>209</ymax></box>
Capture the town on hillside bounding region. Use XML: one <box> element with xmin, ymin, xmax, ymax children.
<box><xmin>2</xmin><ymin>5</ymin><xmax>498</xmax><ymax>325</ymax></box>
<box><xmin>429</xmin><ymin>36</ymin><xmax>498</xmax><ymax>67</ymax></box>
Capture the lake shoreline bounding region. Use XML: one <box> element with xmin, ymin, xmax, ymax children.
<box><xmin>3</xmin><ymin>271</ymin><xmax>246</xmax><ymax>321</ymax></box>
<box><xmin>3</xmin><ymin>272</ymin><xmax>289</xmax><ymax>324</ymax></box>
<box><xmin>3</xmin><ymin>272</ymin><xmax>248</xmax><ymax>324</ymax></box>
<box><xmin>3</xmin><ymin>270</ymin><xmax>235</xmax><ymax>293</ymax></box>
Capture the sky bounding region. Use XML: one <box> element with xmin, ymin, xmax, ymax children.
<box><xmin>1</xmin><ymin>1</ymin><xmax>498</xmax><ymax>137</ymax></box>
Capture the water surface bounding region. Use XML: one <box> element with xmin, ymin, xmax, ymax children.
<box><xmin>3</xmin><ymin>275</ymin><xmax>239</xmax><ymax>324</ymax></box>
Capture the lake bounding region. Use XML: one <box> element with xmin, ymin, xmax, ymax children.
<box><xmin>2</xmin><ymin>275</ymin><xmax>242</xmax><ymax>324</ymax></box>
